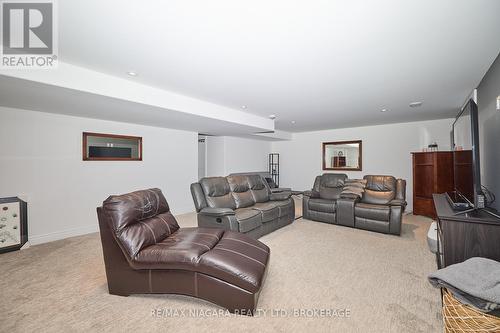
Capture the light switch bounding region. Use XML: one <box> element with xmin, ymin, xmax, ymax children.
<box><xmin>497</xmin><ymin>96</ymin><xmax>500</xmax><ymax>111</ymax></box>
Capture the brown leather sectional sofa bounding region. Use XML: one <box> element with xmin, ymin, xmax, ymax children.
<box><xmin>303</xmin><ymin>174</ymin><xmax>407</xmax><ymax>235</ymax></box>
<box><xmin>97</xmin><ymin>188</ymin><xmax>269</xmax><ymax>314</ymax></box>
<box><xmin>190</xmin><ymin>174</ymin><xmax>295</xmax><ymax>238</ymax></box>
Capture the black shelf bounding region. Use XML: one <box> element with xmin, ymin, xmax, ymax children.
<box><xmin>269</xmin><ymin>153</ymin><xmax>280</xmax><ymax>187</ymax></box>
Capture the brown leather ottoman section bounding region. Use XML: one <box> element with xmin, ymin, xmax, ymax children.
<box><xmin>97</xmin><ymin>188</ymin><xmax>270</xmax><ymax>314</ymax></box>
<box><xmin>198</xmin><ymin>230</ymin><xmax>269</xmax><ymax>293</ymax></box>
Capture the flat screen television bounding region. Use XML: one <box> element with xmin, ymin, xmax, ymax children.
<box><xmin>451</xmin><ymin>99</ymin><xmax>482</xmax><ymax>208</ymax></box>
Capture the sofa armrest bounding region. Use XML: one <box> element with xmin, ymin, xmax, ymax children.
<box><xmin>197</xmin><ymin>209</ymin><xmax>239</xmax><ymax>232</ymax></box>
<box><xmin>270</xmin><ymin>190</ymin><xmax>292</xmax><ymax>201</ymax></box>
<box><xmin>199</xmin><ymin>207</ymin><xmax>235</xmax><ymax>217</ymax></box>
<box><xmin>339</xmin><ymin>193</ymin><xmax>361</xmax><ymax>200</ymax></box>
<box><xmin>389</xmin><ymin>199</ymin><xmax>407</xmax><ymax>207</ymax></box>
<box><xmin>337</xmin><ymin>197</ymin><xmax>358</xmax><ymax>227</ymax></box>
<box><xmin>303</xmin><ymin>190</ymin><xmax>319</xmax><ymax>198</ymax></box>
<box><xmin>395</xmin><ymin>179</ymin><xmax>406</xmax><ymax>201</ymax></box>
<box><xmin>271</xmin><ymin>187</ymin><xmax>292</xmax><ymax>193</ymax></box>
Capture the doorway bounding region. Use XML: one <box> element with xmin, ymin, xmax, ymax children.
<box><xmin>198</xmin><ymin>135</ymin><xmax>206</xmax><ymax>180</ymax></box>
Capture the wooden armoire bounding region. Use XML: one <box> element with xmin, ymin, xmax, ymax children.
<box><xmin>411</xmin><ymin>151</ymin><xmax>454</xmax><ymax>218</ymax></box>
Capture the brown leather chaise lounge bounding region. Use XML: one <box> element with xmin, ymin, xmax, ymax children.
<box><xmin>97</xmin><ymin>188</ymin><xmax>269</xmax><ymax>314</ymax></box>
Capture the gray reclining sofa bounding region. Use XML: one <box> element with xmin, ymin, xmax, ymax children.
<box><xmin>191</xmin><ymin>174</ymin><xmax>295</xmax><ymax>238</ymax></box>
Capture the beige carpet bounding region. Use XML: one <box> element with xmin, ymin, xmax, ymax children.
<box><xmin>0</xmin><ymin>210</ymin><xmax>442</xmax><ymax>332</ymax></box>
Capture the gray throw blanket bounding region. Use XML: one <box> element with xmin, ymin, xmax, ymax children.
<box><xmin>428</xmin><ymin>257</ymin><xmax>500</xmax><ymax>313</ymax></box>
<box><xmin>340</xmin><ymin>179</ymin><xmax>366</xmax><ymax>199</ymax></box>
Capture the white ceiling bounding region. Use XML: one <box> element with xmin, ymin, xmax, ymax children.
<box><xmin>0</xmin><ymin>76</ymin><xmax>273</xmax><ymax>136</ymax></box>
<box><xmin>4</xmin><ymin>0</ymin><xmax>500</xmax><ymax>133</ymax></box>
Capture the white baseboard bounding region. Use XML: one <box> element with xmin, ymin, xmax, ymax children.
<box><xmin>29</xmin><ymin>224</ymin><xmax>99</xmax><ymax>245</ymax></box>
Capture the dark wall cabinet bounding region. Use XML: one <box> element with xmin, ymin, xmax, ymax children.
<box><xmin>412</xmin><ymin>152</ymin><xmax>454</xmax><ymax>218</ymax></box>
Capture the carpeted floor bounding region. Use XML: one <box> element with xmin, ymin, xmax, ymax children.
<box><xmin>0</xmin><ymin>207</ymin><xmax>442</xmax><ymax>332</ymax></box>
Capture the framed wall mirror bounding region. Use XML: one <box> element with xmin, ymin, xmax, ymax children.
<box><xmin>83</xmin><ymin>132</ymin><xmax>142</xmax><ymax>161</ymax></box>
<box><xmin>322</xmin><ymin>140</ymin><xmax>362</xmax><ymax>171</ymax></box>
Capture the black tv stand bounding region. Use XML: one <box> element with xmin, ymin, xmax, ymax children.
<box><xmin>445</xmin><ymin>191</ymin><xmax>500</xmax><ymax>218</ymax></box>
<box><xmin>433</xmin><ymin>193</ymin><xmax>500</xmax><ymax>268</ymax></box>
<box><xmin>453</xmin><ymin>207</ymin><xmax>500</xmax><ymax>219</ymax></box>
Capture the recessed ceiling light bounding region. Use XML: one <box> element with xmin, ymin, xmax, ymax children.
<box><xmin>127</xmin><ymin>71</ymin><xmax>138</xmax><ymax>77</ymax></box>
<box><xmin>291</xmin><ymin>120</ymin><xmax>296</xmax><ymax>124</ymax></box>
<box><xmin>380</xmin><ymin>108</ymin><xmax>388</xmax><ymax>112</ymax></box>
<box><xmin>269</xmin><ymin>114</ymin><xmax>277</xmax><ymax>120</ymax></box>
<box><xmin>241</xmin><ymin>105</ymin><xmax>247</xmax><ymax>109</ymax></box>
<box><xmin>409</xmin><ymin>101</ymin><xmax>423</xmax><ymax>108</ymax></box>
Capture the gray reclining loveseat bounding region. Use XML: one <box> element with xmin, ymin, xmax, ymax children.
<box><xmin>303</xmin><ymin>174</ymin><xmax>406</xmax><ymax>235</ymax></box>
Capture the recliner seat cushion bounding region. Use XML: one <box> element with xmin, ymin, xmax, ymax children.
<box><xmin>200</xmin><ymin>177</ymin><xmax>237</xmax><ymax>209</ymax></box>
<box><xmin>235</xmin><ymin>208</ymin><xmax>262</xmax><ymax>232</ymax></box>
<box><xmin>102</xmin><ymin>188</ymin><xmax>180</xmax><ymax>258</ymax></box>
<box><xmin>355</xmin><ymin>203</ymin><xmax>390</xmax><ymax>221</ymax></box>
<box><xmin>198</xmin><ymin>230</ymin><xmax>269</xmax><ymax>293</ymax></box>
<box><xmin>251</xmin><ymin>202</ymin><xmax>280</xmax><ymax>223</ymax></box>
<box><xmin>308</xmin><ymin>198</ymin><xmax>336</xmax><ymax>213</ymax></box>
<box><xmin>272</xmin><ymin>198</ymin><xmax>293</xmax><ymax>217</ymax></box>
<box><xmin>134</xmin><ymin>228</ymin><xmax>269</xmax><ymax>293</ymax></box>
<box><xmin>227</xmin><ymin>175</ymin><xmax>255</xmax><ymax>208</ymax></box>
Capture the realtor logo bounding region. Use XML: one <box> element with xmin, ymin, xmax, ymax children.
<box><xmin>1</xmin><ymin>0</ymin><xmax>58</xmax><ymax>68</ymax></box>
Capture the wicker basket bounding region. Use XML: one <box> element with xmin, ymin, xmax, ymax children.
<box><xmin>442</xmin><ymin>288</ymin><xmax>500</xmax><ymax>333</ymax></box>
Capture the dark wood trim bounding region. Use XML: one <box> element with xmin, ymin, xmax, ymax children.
<box><xmin>322</xmin><ymin>140</ymin><xmax>362</xmax><ymax>171</ymax></box>
<box><xmin>82</xmin><ymin>132</ymin><xmax>143</xmax><ymax>161</ymax></box>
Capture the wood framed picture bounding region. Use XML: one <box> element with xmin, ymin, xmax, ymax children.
<box><xmin>82</xmin><ymin>132</ymin><xmax>142</xmax><ymax>161</ymax></box>
<box><xmin>322</xmin><ymin>140</ymin><xmax>362</xmax><ymax>171</ymax></box>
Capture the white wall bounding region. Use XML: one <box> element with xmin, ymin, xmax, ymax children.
<box><xmin>205</xmin><ymin>136</ymin><xmax>226</xmax><ymax>177</ymax></box>
<box><xmin>205</xmin><ymin>136</ymin><xmax>270</xmax><ymax>177</ymax></box>
<box><xmin>224</xmin><ymin>137</ymin><xmax>270</xmax><ymax>174</ymax></box>
<box><xmin>271</xmin><ymin>118</ymin><xmax>454</xmax><ymax>211</ymax></box>
<box><xmin>0</xmin><ymin>107</ymin><xmax>198</xmax><ymax>244</ymax></box>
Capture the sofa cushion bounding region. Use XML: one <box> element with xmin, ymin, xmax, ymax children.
<box><xmin>134</xmin><ymin>227</ymin><xmax>223</xmax><ymax>269</ymax></box>
<box><xmin>252</xmin><ymin>202</ymin><xmax>280</xmax><ymax>223</ymax></box>
<box><xmin>235</xmin><ymin>208</ymin><xmax>262</xmax><ymax>233</ymax></box>
<box><xmin>102</xmin><ymin>188</ymin><xmax>180</xmax><ymax>258</ymax></box>
<box><xmin>200</xmin><ymin>177</ymin><xmax>237</xmax><ymax>209</ymax></box>
<box><xmin>355</xmin><ymin>203</ymin><xmax>390</xmax><ymax>221</ymax></box>
<box><xmin>365</xmin><ymin>175</ymin><xmax>396</xmax><ymax>192</ymax></box>
<box><xmin>355</xmin><ymin>217</ymin><xmax>390</xmax><ymax>233</ymax></box>
<box><xmin>269</xmin><ymin>198</ymin><xmax>293</xmax><ymax>217</ymax></box>
<box><xmin>321</xmin><ymin>173</ymin><xmax>347</xmax><ymax>188</ymax></box>
<box><xmin>227</xmin><ymin>175</ymin><xmax>255</xmax><ymax>208</ymax></box>
<box><xmin>362</xmin><ymin>175</ymin><xmax>396</xmax><ymax>205</ymax></box>
<box><xmin>308</xmin><ymin>198</ymin><xmax>336</xmax><ymax>213</ymax></box>
<box><xmin>198</xmin><ymin>230</ymin><xmax>269</xmax><ymax>293</ymax></box>
<box><xmin>319</xmin><ymin>187</ymin><xmax>343</xmax><ymax>200</ymax></box>
<box><xmin>247</xmin><ymin>175</ymin><xmax>270</xmax><ymax>203</ymax></box>
<box><xmin>103</xmin><ymin>188</ymin><xmax>170</xmax><ymax>230</ymax></box>
<box><xmin>319</xmin><ymin>173</ymin><xmax>346</xmax><ymax>200</ymax></box>
<box><xmin>362</xmin><ymin>190</ymin><xmax>395</xmax><ymax>205</ymax></box>
<box><xmin>134</xmin><ymin>228</ymin><xmax>269</xmax><ymax>293</ymax></box>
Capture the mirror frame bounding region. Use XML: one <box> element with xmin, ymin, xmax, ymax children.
<box><xmin>322</xmin><ymin>140</ymin><xmax>362</xmax><ymax>171</ymax></box>
<box><xmin>82</xmin><ymin>132</ymin><xmax>143</xmax><ymax>161</ymax></box>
